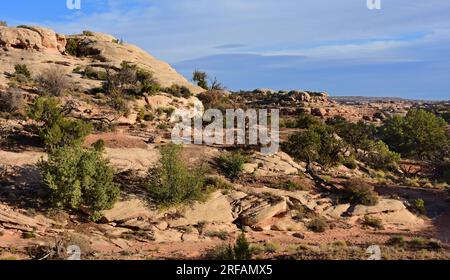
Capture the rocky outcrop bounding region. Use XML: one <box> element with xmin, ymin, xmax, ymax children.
<box><xmin>242</xmin><ymin>151</ymin><xmax>306</xmax><ymax>176</ymax></box>
<box><xmin>351</xmin><ymin>199</ymin><xmax>406</xmax><ymax>216</ymax></box>
<box><xmin>101</xmin><ymin>199</ymin><xmax>156</xmax><ymax>223</ymax></box>
<box><xmin>0</xmin><ymin>26</ymin><xmax>65</xmax><ymax>53</ymax></box>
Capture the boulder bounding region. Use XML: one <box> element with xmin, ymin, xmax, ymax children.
<box><xmin>351</xmin><ymin>199</ymin><xmax>406</xmax><ymax>216</ymax></box>
<box><xmin>239</xmin><ymin>199</ymin><xmax>287</xmax><ymax>226</ymax></box>
<box><xmin>311</xmin><ymin>108</ymin><xmax>326</xmax><ymax>117</ymax></box>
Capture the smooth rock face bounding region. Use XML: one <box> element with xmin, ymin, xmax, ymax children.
<box><xmin>324</xmin><ymin>204</ymin><xmax>351</xmax><ymax>219</ymax></box>
<box><xmin>182</xmin><ymin>191</ymin><xmax>235</xmax><ymax>224</ymax></box>
<box><xmin>239</xmin><ymin>199</ymin><xmax>287</xmax><ymax>226</ymax></box>
<box><xmin>351</xmin><ymin>199</ymin><xmax>406</xmax><ymax>216</ymax></box>
<box><xmin>0</xmin><ymin>26</ymin><xmax>65</xmax><ymax>53</ymax></box>
<box><xmin>101</xmin><ymin>199</ymin><xmax>155</xmax><ymax>223</ymax></box>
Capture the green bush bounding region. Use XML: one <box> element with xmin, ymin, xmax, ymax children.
<box><xmin>342</xmin><ymin>156</ymin><xmax>357</xmax><ymax>170</ymax></box>
<box><xmin>14</xmin><ymin>64</ymin><xmax>32</xmax><ymax>79</ymax></box>
<box><xmin>387</xmin><ymin>235</ymin><xmax>404</xmax><ymax>246</ymax></box>
<box><xmin>146</xmin><ymin>145</ymin><xmax>207</xmax><ymax>207</ymax></box>
<box><xmin>364</xmin><ymin>140</ymin><xmax>400</xmax><ymax>171</ymax></box>
<box><xmin>82</xmin><ymin>30</ymin><xmax>94</xmax><ymax>36</ymax></box>
<box><xmin>102</xmin><ymin>63</ymin><xmax>160</xmax><ymax>98</ymax></box>
<box><xmin>192</xmin><ymin>70</ymin><xmax>208</xmax><ymax>90</ymax></box>
<box><xmin>295</xmin><ymin>112</ymin><xmax>322</xmax><ymax>129</ymax></box>
<box><xmin>341</xmin><ymin>178</ymin><xmax>379</xmax><ymax>206</ymax></box>
<box><xmin>413</xmin><ymin>199</ymin><xmax>426</xmax><ymax>215</ymax></box>
<box><xmin>282</xmin><ymin>124</ymin><xmax>344</xmax><ymax>168</ymax></box>
<box><xmin>208</xmin><ymin>232</ymin><xmax>253</xmax><ymax>260</ymax></box>
<box><xmin>380</xmin><ymin>109</ymin><xmax>448</xmax><ymax>159</ymax></box>
<box><xmin>65</xmin><ymin>38</ymin><xmax>80</xmax><ymax>56</ymax></box>
<box><xmin>362</xmin><ymin>215</ymin><xmax>384</xmax><ymax>229</ymax></box>
<box><xmin>216</xmin><ymin>151</ymin><xmax>248</xmax><ymax>179</ymax></box>
<box><xmin>0</xmin><ymin>21</ymin><xmax>7</xmax><ymax>27</ymax></box>
<box><xmin>307</xmin><ymin>217</ymin><xmax>328</xmax><ymax>233</ymax></box>
<box><xmin>163</xmin><ymin>84</ymin><xmax>192</xmax><ymax>98</ymax></box>
<box><xmin>29</xmin><ymin>97</ymin><xmax>92</xmax><ymax>149</ymax></box>
<box><xmin>38</xmin><ymin>145</ymin><xmax>120</xmax><ymax>220</ymax></box>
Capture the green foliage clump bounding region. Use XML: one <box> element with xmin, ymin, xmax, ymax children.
<box><xmin>342</xmin><ymin>156</ymin><xmax>357</xmax><ymax>170</ymax></box>
<box><xmin>295</xmin><ymin>112</ymin><xmax>322</xmax><ymax>129</ymax></box>
<box><xmin>28</xmin><ymin>97</ymin><xmax>92</xmax><ymax>150</ymax></box>
<box><xmin>0</xmin><ymin>21</ymin><xmax>7</xmax><ymax>27</ymax></box>
<box><xmin>362</xmin><ymin>215</ymin><xmax>384</xmax><ymax>229</ymax></box>
<box><xmin>282</xmin><ymin>123</ymin><xmax>344</xmax><ymax>168</ymax></box>
<box><xmin>65</xmin><ymin>38</ymin><xmax>80</xmax><ymax>56</ymax></box>
<box><xmin>209</xmin><ymin>232</ymin><xmax>253</xmax><ymax>260</ymax></box>
<box><xmin>38</xmin><ymin>145</ymin><xmax>120</xmax><ymax>220</ymax></box>
<box><xmin>192</xmin><ymin>70</ymin><xmax>208</xmax><ymax>90</ymax></box>
<box><xmin>364</xmin><ymin>140</ymin><xmax>401</xmax><ymax>171</ymax></box>
<box><xmin>102</xmin><ymin>62</ymin><xmax>160</xmax><ymax>107</ymax></box>
<box><xmin>380</xmin><ymin>109</ymin><xmax>448</xmax><ymax>159</ymax></box>
<box><xmin>163</xmin><ymin>84</ymin><xmax>192</xmax><ymax>98</ymax></box>
<box><xmin>341</xmin><ymin>178</ymin><xmax>379</xmax><ymax>206</ymax></box>
<box><xmin>413</xmin><ymin>199</ymin><xmax>426</xmax><ymax>215</ymax></box>
<box><xmin>329</xmin><ymin>119</ymin><xmax>376</xmax><ymax>154</ymax></box>
<box><xmin>146</xmin><ymin>145</ymin><xmax>207</xmax><ymax>207</ymax></box>
<box><xmin>82</xmin><ymin>30</ymin><xmax>94</xmax><ymax>36</ymax></box>
<box><xmin>14</xmin><ymin>64</ymin><xmax>32</xmax><ymax>79</ymax></box>
<box><xmin>216</xmin><ymin>151</ymin><xmax>248</xmax><ymax>179</ymax></box>
<box><xmin>307</xmin><ymin>217</ymin><xmax>328</xmax><ymax>233</ymax></box>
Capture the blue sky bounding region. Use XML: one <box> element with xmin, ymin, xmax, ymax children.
<box><xmin>1</xmin><ymin>0</ymin><xmax>450</xmax><ymax>100</ymax></box>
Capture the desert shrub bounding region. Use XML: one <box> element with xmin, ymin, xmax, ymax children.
<box><xmin>36</xmin><ymin>67</ymin><xmax>70</xmax><ymax>96</ymax></box>
<box><xmin>380</xmin><ymin>109</ymin><xmax>448</xmax><ymax>160</ymax></box>
<box><xmin>146</xmin><ymin>144</ymin><xmax>207</xmax><ymax>207</ymax></box>
<box><xmin>102</xmin><ymin>63</ymin><xmax>160</xmax><ymax>98</ymax></box>
<box><xmin>413</xmin><ymin>199</ymin><xmax>426</xmax><ymax>215</ymax></box>
<box><xmin>209</xmin><ymin>232</ymin><xmax>252</xmax><ymax>260</ymax></box>
<box><xmin>92</xmin><ymin>139</ymin><xmax>106</xmax><ymax>152</ymax></box>
<box><xmin>40</xmin><ymin>118</ymin><xmax>92</xmax><ymax>150</ymax></box>
<box><xmin>295</xmin><ymin>112</ymin><xmax>322</xmax><ymax>129</ymax></box>
<box><xmin>362</xmin><ymin>215</ymin><xmax>384</xmax><ymax>229</ymax></box>
<box><xmin>341</xmin><ymin>178</ymin><xmax>379</xmax><ymax>206</ymax></box>
<box><xmin>197</xmin><ymin>90</ymin><xmax>231</xmax><ymax>111</ymax></box>
<box><xmin>216</xmin><ymin>151</ymin><xmax>248</xmax><ymax>179</ymax></box>
<box><xmin>163</xmin><ymin>84</ymin><xmax>192</xmax><ymax>98</ymax></box>
<box><xmin>342</xmin><ymin>156</ymin><xmax>357</xmax><ymax>170</ymax></box>
<box><xmin>0</xmin><ymin>87</ymin><xmax>25</xmax><ymax>113</ymax></box>
<box><xmin>29</xmin><ymin>97</ymin><xmax>92</xmax><ymax>149</ymax></box>
<box><xmin>82</xmin><ymin>30</ymin><xmax>94</xmax><ymax>36</ymax></box>
<box><xmin>65</xmin><ymin>38</ymin><xmax>80</xmax><ymax>56</ymax></box>
<box><xmin>205</xmin><ymin>230</ymin><xmax>229</xmax><ymax>241</ymax></box>
<box><xmin>282</xmin><ymin>180</ymin><xmax>307</xmax><ymax>191</ymax></box>
<box><xmin>14</xmin><ymin>64</ymin><xmax>32</xmax><ymax>79</ymax></box>
<box><xmin>364</xmin><ymin>140</ymin><xmax>400</xmax><ymax>171</ymax></box>
<box><xmin>204</xmin><ymin>176</ymin><xmax>233</xmax><ymax>190</ymax></box>
<box><xmin>329</xmin><ymin>119</ymin><xmax>376</xmax><ymax>154</ymax></box>
<box><xmin>307</xmin><ymin>217</ymin><xmax>328</xmax><ymax>233</ymax></box>
<box><xmin>387</xmin><ymin>235</ymin><xmax>404</xmax><ymax>246</ymax></box>
<box><xmin>0</xmin><ymin>21</ymin><xmax>7</xmax><ymax>27</ymax></box>
<box><xmin>82</xmin><ymin>66</ymin><xmax>106</xmax><ymax>80</ymax></box>
<box><xmin>192</xmin><ymin>70</ymin><xmax>208</xmax><ymax>90</ymax></box>
<box><xmin>282</xmin><ymin>124</ymin><xmax>344</xmax><ymax>168</ymax></box>
<box><xmin>38</xmin><ymin>145</ymin><xmax>120</xmax><ymax>220</ymax></box>
<box><xmin>263</xmin><ymin>241</ymin><xmax>280</xmax><ymax>253</ymax></box>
